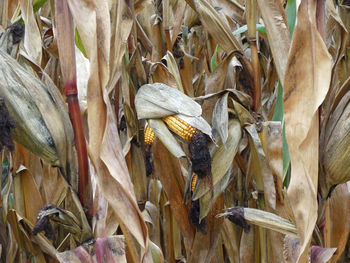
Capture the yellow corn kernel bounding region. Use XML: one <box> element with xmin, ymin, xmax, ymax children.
<box><xmin>191</xmin><ymin>173</ymin><xmax>197</xmax><ymax>192</ymax></box>
<box><xmin>162</xmin><ymin>115</ymin><xmax>197</xmax><ymax>142</ymax></box>
<box><xmin>144</xmin><ymin>125</ymin><xmax>155</xmax><ymax>145</ymax></box>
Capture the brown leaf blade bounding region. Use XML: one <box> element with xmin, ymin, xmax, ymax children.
<box><xmin>152</xmin><ymin>139</ymin><xmax>195</xmax><ymax>249</ymax></box>
<box><xmin>257</xmin><ymin>0</ymin><xmax>290</xmax><ymax>82</ymax></box>
<box><xmin>193</xmin><ymin>0</ymin><xmax>242</xmax><ymax>53</ymax></box>
<box><xmin>283</xmin><ymin>0</ymin><xmax>332</xmax><ymax>261</ymax></box>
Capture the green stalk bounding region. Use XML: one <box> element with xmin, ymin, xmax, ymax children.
<box><xmin>55</xmin><ymin>0</ymin><xmax>91</xmax><ymax>214</ymax></box>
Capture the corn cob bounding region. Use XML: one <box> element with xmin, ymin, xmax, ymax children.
<box><xmin>191</xmin><ymin>173</ymin><xmax>198</xmax><ymax>192</ymax></box>
<box><xmin>162</xmin><ymin>115</ymin><xmax>198</xmax><ymax>142</ymax></box>
<box><xmin>144</xmin><ymin>125</ymin><xmax>155</xmax><ymax>145</ymax></box>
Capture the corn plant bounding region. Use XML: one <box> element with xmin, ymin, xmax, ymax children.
<box><xmin>0</xmin><ymin>0</ymin><xmax>350</xmax><ymax>262</ymax></box>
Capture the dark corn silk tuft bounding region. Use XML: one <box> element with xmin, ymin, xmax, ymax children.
<box><xmin>188</xmin><ymin>132</ymin><xmax>211</xmax><ymax>179</ymax></box>
<box><xmin>0</xmin><ymin>97</ymin><xmax>16</xmax><ymax>151</ymax></box>
<box><xmin>189</xmin><ymin>199</ymin><xmax>206</xmax><ymax>234</ymax></box>
<box><xmin>145</xmin><ymin>144</ymin><xmax>153</xmax><ymax>176</ymax></box>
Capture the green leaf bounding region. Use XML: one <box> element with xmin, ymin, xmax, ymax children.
<box><xmin>272</xmin><ymin>81</ymin><xmax>291</xmax><ymax>187</ymax></box>
<box><xmin>33</xmin><ymin>0</ymin><xmax>48</xmax><ymax>13</ymax></box>
<box><xmin>233</xmin><ymin>24</ymin><xmax>267</xmax><ymax>36</ymax></box>
<box><xmin>75</xmin><ymin>28</ymin><xmax>87</xmax><ymax>58</ymax></box>
<box><xmin>272</xmin><ymin>81</ymin><xmax>284</xmax><ymax>122</ymax></box>
<box><xmin>286</xmin><ymin>0</ymin><xmax>297</xmax><ymax>37</ymax></box>
<box><xmin>210</xmin><ymin>45</ymin><xmax>221</xmax><ymax>71</ymax></box>
<box><xmin>282</xmin><ymin>124</ymin><xmax>291</xmax><ymax>187</ymax></box>
<box><xmin>149</xmin><ymin>240</ymin><xmax>164</xmax><ymax>263</ymax></box>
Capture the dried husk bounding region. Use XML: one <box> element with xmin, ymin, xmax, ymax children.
<box><xmin>0</xmin><ymin>49</ymin><xmax>77</xmax><ymax>188</ymax></box>
<box><xmin>322</xmin><ymin>91</ymin><xmax>350</xmax><ymax>190</ymax></box>
<box><xmin>135</xmin><ymin>83</ymin><xmax>202</xmax><ymax>119</ymax></box>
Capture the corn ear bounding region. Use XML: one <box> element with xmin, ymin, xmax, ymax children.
<box><xmin>322</xmin><ymin>93</ymin><xmax>350</xmax><ymax>189</ymax></box>
<box><xmin>0</xmin><ymin>49</ymin><xmax>77</xmax><ymax>189</ymax></box>
<box><xmin>144</xmin><ymin>125</ymin><xmax>155</xmax><ymax>145</ymax></box>
<box><xmin>162</xmin><ymin>115</ymin><xmax>198</xmax><ymax>142</ymax></box>
<box><xmin>191</xmin><ymin>173</ymin><xmax>198</xmax><ymax>192</ymax></box>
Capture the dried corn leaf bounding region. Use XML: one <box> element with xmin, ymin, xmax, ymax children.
<box><xmin>170</xmin><ymin>0</ymin><xmax>187</xmax><ymax>45</ymax></box>
<box><xmin>258</xmin><ymin>122</ymin><xmax>283</xmax><ymax>202</ymax></box>
<box><xmin>221</xmin><ymin>220</ymin><xmax>240</xmax><ymax>263</ymax></box>
<box><xmin>144</xmin><ymin>201</ymin><xmax>161</xmax><ymax>247</ymax></box>
<box><xmin>193</xmin><ymin>119</ymin><xmax>241</xmax><ymax>199</ymax></box>
<box><xmin>7</xmin><ymin>209</ymin><xmax>58</xmax><ymax>259</ymax></box>
<box><xmin>16</xmin><ymin>166</ymin><xmax>43</xmax><ymax>224</ymax></box>
<box><xmin>257</xmin><ymin>0</ymin><xmax>290</xmax><ymax>82</ymax></box>
<box><xmin>193</xmin><ymin>0</ymin><xmax>242</xmax><ymax>53</ymax></box>
<box><xmin>150</xmin><ymin>62</ymin><xmax>177</xmax><ymax>88</ymax></box>
<box><xmin>164</xmin><ymin>51</ymin><xmax>184</xmax><ymax>92</ymax></box>
<box><xmin>246</xmin><ymin>124</ymin><xmax>276</xmax><ymax>210</ymax></box>
<box><xmin>201</xmin><ymin>52</ymin><xmax>240</xmax><ymax>122</ymax></box>
<box><xmin>19</xmin><ymin>0</ymin><xmax>42</xmax><ymax>65</ymax></box>
<box><xmin>149</xmin><ymin>239</ymin><xmax>164</xmax><ymax>263</ymax></box>
<box><xmin>126</xmin><ymin>143</ymin><xmax>148</xmax><ymax>203</ymax></box>
<box><xmin>188</xmin><ymin>195</ymin><xmax>224</xmax><ymax>263</ymax></box>
<box><xmin>152</xmin><ymin>139</ymin><xmax>195</xmax><ymax>249</ymax></box>
<box><xmin>232</xmin><ymin>99</ymin><xmax>255</xmax><ymax>125</ymax></box>
<box><xmin>283</xmin><ymin>0</ymin><xmax>332</xmax><ymax>260</ymax></box>
<box><xmin>135</xmin><ymin>83</ymin><xmax>202</xmax><ymax>119</ymax></box>
<box><xmin>199</xmin><ymin>168</ymin><xmax>231</xmax><ymax>220</ymax></box>
<box><xmin>212</xmin><ymin>92</ymin><xmax>229</xmax><ymax>145</ymax></box>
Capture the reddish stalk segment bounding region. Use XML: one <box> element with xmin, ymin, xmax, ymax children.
<box><xmin>55</xmin><ymin>0</ymin><xmax>92</xmax><ymax>214</ymax></box>
<box><xmin>65</xmin><ymin>82</ymin><xmax>91</xmax><ymax>213</ymax></box>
